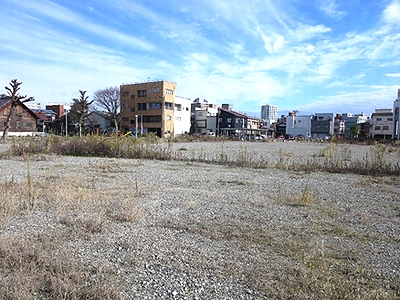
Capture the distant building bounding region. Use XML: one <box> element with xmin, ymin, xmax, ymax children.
<box><xmin>46</xmin><ymin>104</ymin><xmax>65</xmax><ymax>119</ymax></box>
<box><xmin>120</xmin><ymin>80</ymin><xmax>178</xmax><ymax>138</ymax></box>
<box><xmin>341</xmin><ymin>113</ymin><xmax>368</xmax><ymax>137</ymax></box>
<box><xmin>173</xmin><ymin>96</ymin><xmax>191</xmax><ymax>136</ymax></box>
<box><xmin>191</xmin><ymin>98</ymin><xmax>216</xmax><ymax>115</ymax></box>
<box><xmin>218</xmin><ymin>106</ymin><xmax>247</xmax><ymax>137</ymax></box>
<box><xmin>311</xmin><ymin>113</ymin><xmax>334</xmax><ymax>139</ymax></box>
<box><xmin>261</xmin><ymin>104</ymin><xmax>278</xmax><ymax>127</ymax></box>
<box><xmin>393</xmin><ymin>89</ymin><xmax>400</xmax><ymax>140</ymax></box>
<box><xmin>0</xmin><ymin>94</ymin><xmax>39</xmax><ymax>136</ymax></box>
<box><xmin>370</xmin><ymin>109</ymin><xmax>393</xmax><ymax>140</ymax></box>
<box><xmin>193</xmin><ymin>106</ymin><xmax>218</xmax><ymax>135</ymax></box>
<box><xmin>334</xmin><ymin>113</ymin><xmax>345</xmax><ymax>135</ymax></box>
<box><xmin>286</xmin><ymin>111</ymin><xmax>312</xmax><ymax>138</ymax></box>
<box><xmin>85</xmin><ymin>111</ymin><xmax>114</xmax><ymax>133</ymax></box>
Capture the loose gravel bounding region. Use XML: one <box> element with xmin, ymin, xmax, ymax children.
<box><xmin>0</xmin><ymin>141</ymin><xmax>399</xmax><ymax>299</ymax></box>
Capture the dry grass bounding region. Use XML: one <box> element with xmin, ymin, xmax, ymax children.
<box><xmin>0</xmin><ymin>160</ymin><xmax>144</xmax><ymax>299</ymax></box>
<box><xmin>274</xmin><ymin>183</ymin><xmax>315</xmax><ymax>207</ymax></box>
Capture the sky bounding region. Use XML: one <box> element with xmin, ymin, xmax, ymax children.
<box><xmin>1</xmin><ymin>0</ymin><xmax>400</xmax><ymax>117</ymax></box>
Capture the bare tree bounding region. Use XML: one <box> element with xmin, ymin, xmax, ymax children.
<box><xmin>70</xmin><ymin>90</ymin><xmax>93</xmax><ymax>137</ymax></box>
<box><xmin>2</xmin><ymin>79</ymin><xmax>34</xmax><ymax>140</ymax></box>
<box><xmin>92</xmin><ymin>86</ymin><xmax>123</xmax><ymax>131</ymax></box>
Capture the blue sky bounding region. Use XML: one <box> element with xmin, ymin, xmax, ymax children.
<box><xmin>1</xmin><ymin>0</ymin><xmax>400</xmax><ymax>117</ymax></box>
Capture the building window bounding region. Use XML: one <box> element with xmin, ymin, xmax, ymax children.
<box><xmin>16</xmin><ymin>121</ymin><xmax>22</xmax><ymax>128</ymax></box>
<box><xmin>130</xmin><ymin>94</ymin><xmax>135</xmax><ymax>99</ymax></box>
<box><xmin>138</xmin><ymin>103</ymin><xmax>147</xmax><ymax>110</ymax></box>
<box><xmin>165</xmin><ymin>102</ymin><xmax>173</xmax><ymax>110</ymax></box>
<box><xmin>175</xmin><ymin>117</ymin><xmax>181</xmax><ymax>121</ymax></box>
<box><xmin>383</xmin><ymin>126</ymin><xmax>389</xmax><ymax>130</ymax></box>
<box><xmin>122</xmin><ymin>91</ymin><xmax>129</xmax><ymax>97</ymax></box>
<box><xmin>166</xmin><ymin>89</ymin><xmax>173</xmax><ymax>95</ymax></box>
<box><xmin>175</xmin><ymin>104</ymin><xmax>182</xmax><ymax>111</ymax></box>
<box><xmin>388</xmin><ymin>118</ymin><xmax>393</xmax><ymax>121</ymax></box>
<box><xmin>376</xmin><ymin>118</ymin><xmax>382</xmax><ymax>121</ymax></box>
<box><xmin>138</xmin><ymin>90</ymin><xmax>147</xmax><ymax>98</ymax></box>
<box><xmin>198</xmin><ymin>112</ymin><xmax>203</xmax><ymax>116</ymax></box>
<box><xmin>148</xmin><ymin>88</ymin><xmax>160</xmax><ymax>93</ymax></box>
<box><xmin>26</xmin><ymin>122</ymin><xmax>33</xmax><ymax>128</ymax></box>
<box><xmin>144</xmin><ymin>115</ymin><xmax>161</xmax><ymax>123</ymax></box>
<box><xmin>130</xmin><ymin>119</ymin><xmax>135</xmax><ymax>125</ymax></box>
<box><xmin>149</xmin><ymin>103</ymin><xmax>161</xmax><ymax>109</ymax></box>
<box><xmin>375</xmin><ymin>126</ymin><xmax>381</xmax><ymax>130</ymax></box>
<box><xmin>186</xmin><ymin>107</ymin><xmax>189</xmax><ymax>111</ymax></box>
<box><xmin>122</xmin><ymin>117</ymin><xmax>129</xmax><ymax>122</ymax></box>
<box><xmin>130</xmin><ymin>107</ymin><xmax>135</xmax><ymax>112</ymax></box>
<box><xmin>196</xmin><ymin>120</ymin><xmax>206</xmax><ymax>128</ymax></box>
<box><xmin>227</xmin><ymin>118</ymin><xmax>232</xmax><ymax>123</ymax></box>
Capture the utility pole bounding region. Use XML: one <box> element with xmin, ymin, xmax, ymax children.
<box><xmin>65</xmin><ymin>108</ymin><xmax>68</xmax><ymax>139</ymax></box>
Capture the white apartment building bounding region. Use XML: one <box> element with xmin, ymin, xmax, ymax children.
<box><xmin>261</xmin><ymin>104</ymin><xmax>277</xmax><ymax>126</ymax></box>
<box><xmin>173</xmin><ymin>96</ymin><xmax>191</xmax><ymax>136</ymax></box>
<box><xmin>370</xmin><ymin>109</ymin><xmax>393</xmax><ymax>140</ymax></box>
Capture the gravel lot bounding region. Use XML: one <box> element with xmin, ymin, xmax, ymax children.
<box><xmin>0</xmin><ymin>140</ymin><xmax>399</xmax><ymax>299</ymax></box>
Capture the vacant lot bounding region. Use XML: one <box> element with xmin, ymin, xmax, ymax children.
<box><xmin>0</xmin><ymin>141</ymin><xmax>399</xmax><ymax>299</ymax></box>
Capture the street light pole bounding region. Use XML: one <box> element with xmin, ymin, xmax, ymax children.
<box><xmin>135</xmin><ymin>114</ymin><xmax>138</xmax><ymax>138</ymax></box>
<box><xmin>140</xmin><ymin>114</ymin><xmax>143</xmax><ymax>135</ymax></box>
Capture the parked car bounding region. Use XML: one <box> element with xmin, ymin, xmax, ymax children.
<box><xmin>285</xmin><ymin>134</ymin><xmax>295</xmax><ymax>141</ymax></box>
<box><xmin>277</xmin><ymin>135</ymin><xmax>285</xmax><ymax>141</ymax></box>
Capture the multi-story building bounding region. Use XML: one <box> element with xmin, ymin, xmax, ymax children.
<box><xmin>311</xmin><ymin>113</ymin><xmax>334</xmax><ymax>139</ymax></box>
<box><xmin>191</xmin><ymin>98</ymin><xmax>216</xmax><ymax>115</ymax></box>
<box><xmin>218</xmin><ymin>106</ymin><xmax>247</xmax><ymax>137</ymax></box>
<box><xmin>393</xmin><ymin>89</ymin><xmax>400</xmax><ymax>140</ymax></box>
<box><xmin>193</xmin><ymin>106</ymin><xmax>218</xmax><ymax>135</ymax></box>
<box><xmin>261</xmin><ymin>104</ymin><xmax>278</xmax><ymax>127</ymax></box>
<box><xmin>46</xmin><ymin>104</ymin><xmax>65</xmax><ymax>120</ymax></box>
<box><xmin>120</xmin><ymin>80</ymin><xmax>177</xmax><ymax>138</ymax></box>
<box><xmin>286</xmin><ymin>111</ymin><xmax>312</xmax><ymax>138</ymax></box>
<box><xmin>370</xmin><ymin>109</ymin><xmax>393</xmax><ymax>140</ymax></box>
<box><xmin>334</xmin><ymin>113</ymin><xmax>345</xmax><ymax>135</ymax></box>
<box><xmin>173</xmin><ymin>96</ymin><xmax>191</xmax><ymax>136</ymax></box>
<box><xmin>341</xmin><ymin>113</ymin><xmax>368</xmax><ymax>137</ymax></box>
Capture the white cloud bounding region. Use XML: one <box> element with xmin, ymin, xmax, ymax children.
<box><xmin>290</xmin><ymin>24</ymin><xmax>331</xmax><ymax>42</ymax></box>
<box><xmin>320</xmin><ymin>0</ymin><xmax>346</xmax><ymax>19</ymax></box>
<box><xmin>382</xmin><ymin>1</ymin><xmax>400</xmax><ymax>24</ymax></box>
<box><xmin>386</xmin><ymin>73</ymin><xmax>400</xmax><ymax>78</ymax></box>
<box><xmin>260</xmin><ymin>33</ymin><xmax>285</xmax><ymax>54</ymax></box>
<box><xmin>297</xmin><ymin>86</ymin><xmax>398</xmax><ymax>115</ymax></box>
<box><xmin>4</xmin><ymin>0</ymin><xmax>154</xmax><ymax>51</ymax></box>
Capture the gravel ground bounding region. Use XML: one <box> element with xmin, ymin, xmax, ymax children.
<box><xmin>0</xmin><ymin>140</ymin><xmax>399</xmax><ymax>299</ymax></box>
